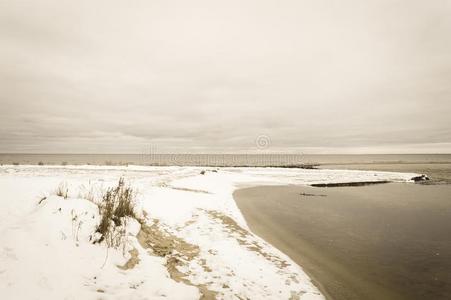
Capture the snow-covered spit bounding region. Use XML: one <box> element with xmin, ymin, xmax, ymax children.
<box><xmin>0</xmin><ymin>165</ymin><xmax>419</xmax><ymax>300</ymax></box>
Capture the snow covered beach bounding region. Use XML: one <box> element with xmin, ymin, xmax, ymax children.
<box><xmin>0</xmin><ymin>165</ymin><xmax>419</xmax><ymax>300</ymax></box>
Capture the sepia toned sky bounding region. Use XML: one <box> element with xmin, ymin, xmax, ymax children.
<box><xmin>1</xmin><ymin>0</ymin><xmax>450</xmax><ymax>153</ymax></box>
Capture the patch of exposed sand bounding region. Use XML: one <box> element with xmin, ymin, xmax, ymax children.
<box><xmin>205</xmin><ymin>210</ymin><xmax>291</xmax><ymax>270</ymax></box>
<box><xmin>117</xmin><ymin>248</ymin><xmax>140</xmax><ymax>270</ymax></box>
<box><xmin>137</xmin><ymin>220</ymin><xmax>217</xmax><ymax>299</ymax></box>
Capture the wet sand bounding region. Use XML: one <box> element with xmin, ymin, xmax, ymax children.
<box><xmin>234</xmin><ymin>183</ymin><xmax>451</xmax><ymax>300</ymax></box>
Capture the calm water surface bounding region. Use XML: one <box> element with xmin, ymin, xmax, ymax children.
<box><xmin>235</xmin><ymin>160</ymin><xmax>451</xmax><ymax>300</ymax></box>
<box><xmin>235</xmin><ymin>183</ymin><xmax>451</xmax><ymax>300</ymax></box>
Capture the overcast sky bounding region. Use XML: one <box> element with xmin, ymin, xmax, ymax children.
<box><xmin>1</xmin><ymin>0</ymin><xmax>450</xmax><ymax>154</ymax></box>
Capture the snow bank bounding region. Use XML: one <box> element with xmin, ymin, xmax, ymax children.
<box><xmin>0</xmin><ymin>165</ymin><xmax>418</xmax><ymax>299</ymax></box>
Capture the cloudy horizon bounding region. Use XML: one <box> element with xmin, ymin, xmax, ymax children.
<box><xmin>1</xmin><ymin>0</ymin><xmax>451</xmax><ymax>154</ymax></box>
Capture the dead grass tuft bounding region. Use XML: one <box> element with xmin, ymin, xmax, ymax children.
<box><xmin>78</xmin><ymin>182</ymin><xmax>99</xmax><ymax>203</ymax></box>
<box><xmin>94</xmin><ymin>177</ymin><xmax>138</xmax><ymax>248</ymax></box>
<box><xmin>55</xmin><ymin>182</ymin><xmax>69</xmax><ymax>199</ymax></box>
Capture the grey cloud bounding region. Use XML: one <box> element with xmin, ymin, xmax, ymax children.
<box><xmin>1</xmin><ymin>0</ymin><xmax>451</xmax><ymax>153</ymax></box>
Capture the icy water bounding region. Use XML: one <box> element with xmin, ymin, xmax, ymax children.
<box><xmin>235</xmin><ymin>162</ymin><xmax>451</xmax><ymax>300</ymax></box>
<box><xmin>0</xmin><ymin>153</ymin><xmax>307</xmax><ymax>166</ymax></box>
<box><xmin>1</xmin><ymin>153</ymin><xmax>450</xmax><ymax>169</ymax></box>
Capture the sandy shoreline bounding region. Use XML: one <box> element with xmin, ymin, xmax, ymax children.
<box><xmin>233</xmin><ymin>186</ymin><xmax>335</xmax><ymax>299</ymax></box>
<box><xmin>234</xmin><ymin>184</ymin><xmax>451</xmax><ymax>300</ymax></box>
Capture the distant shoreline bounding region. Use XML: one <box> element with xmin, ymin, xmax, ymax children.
<box><xmin>1</xmin><ymin>153</ymin><xmax>451</xmax><ymax>169</ymax></box>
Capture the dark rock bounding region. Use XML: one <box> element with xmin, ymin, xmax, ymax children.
<box><xmin>411</xmin><ymin>174</ymin><xmax>430</xmax><ymax>182</ymax></box>
<box><xmin>300</xmin><ymin>192</ymin><xmax>326</xmax><ymax>197</ymax></box>
<box><xmin>311</xmin><ymin>180</ymin><xmax>391</xmax><ymax>187</ymax></box>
